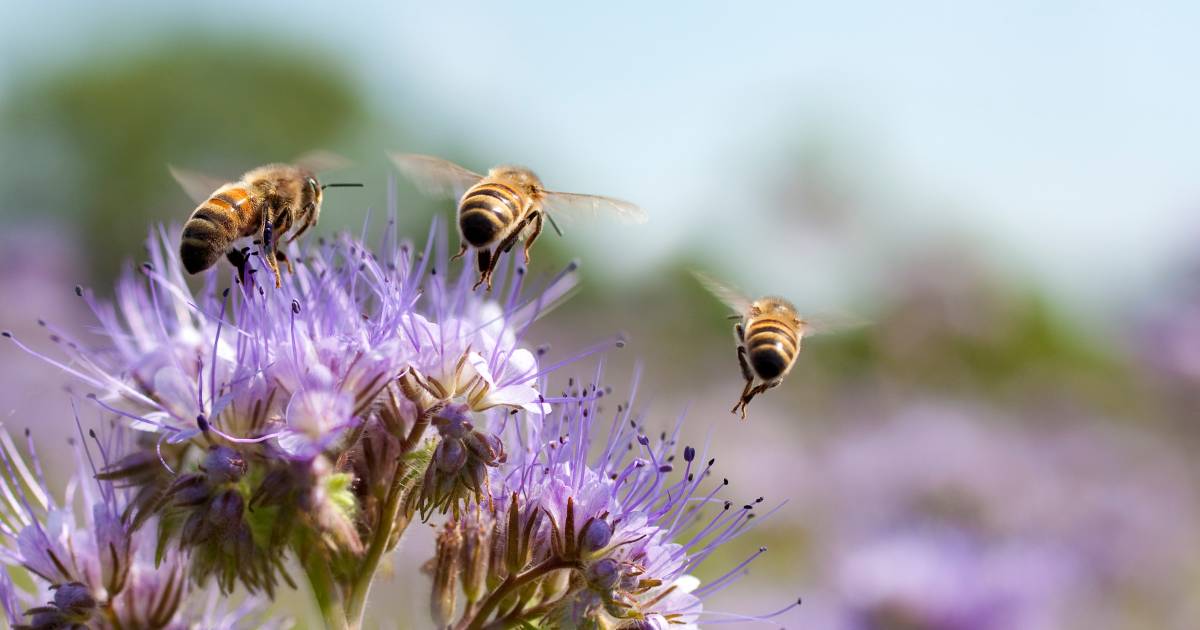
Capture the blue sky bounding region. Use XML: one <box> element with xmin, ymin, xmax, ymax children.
<box><xmin>3</xmin><ymin>1</ymin><xmax>1197</xmax><ymax>320</ymax></box>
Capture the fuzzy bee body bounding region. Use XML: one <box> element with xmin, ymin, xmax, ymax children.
<box><xmin>693</xmin><ymin>272</ymin><xmax>862</xmax><ymax>420</ymax></box>
<box><xmin>742</xmin><ymin>298</ymin><xmax>802</xmax><ymax>382</ymax></box>
<box><xmin>173</xmin><ymin>161</ymin><xmax>337</xmax><ymax>287</ymax></box>
<box><xmin>389</xmin><ymin>153</ymin><xmax>646</xmax><ymax>290</ymax></box>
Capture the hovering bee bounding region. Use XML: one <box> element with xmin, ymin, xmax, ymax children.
<box><xmin>170</xmin><ymin>152</ymin><xmax>361</xmax><ymax>287</ymax></box>
<box><xmin>389</xmin><ymin>153</ymin><xmax>646</xmax><ymax>290</ymax></box>
<box><xmin>694</xmin><ymin>271</ymin><xmax>862</xmax><ymax>419</ymax></box>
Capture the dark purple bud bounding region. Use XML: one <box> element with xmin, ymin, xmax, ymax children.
<box><xmin>209</xmin><ymin>489</ymin><xmax>246</xmax><ymax>527</ymax></box>
<box><xmin>465</xmin><ymin>431</ymin><xmax>505</xmax><ymax>466</ymax></box>
<box><xmin>203</xmin><ymin>446</ymin><xmax>246</xmax><ymax>484</ymax></box>
<box><xmin>53</xmin><ymin>582</ymin><xmax>96</xmax><ymax>619</ymax></box>
<box><xmin>461</xmin><ymin>458</ymin><xmax>487</xmax><ymax>493</ymax></box>
<box><xmin>579</xmin><ymin>518</ymin><xmax>613</xmax><ymax>554</ymax></box>
<box><xmin>435</xmin><ymin>438</ymin><xmax>468</xmax><ymax>473</ymax></box>
<box><xmin>585</xmin><ymin>557</ymin><xmax>622</xmax><ymax>592</ymax></box>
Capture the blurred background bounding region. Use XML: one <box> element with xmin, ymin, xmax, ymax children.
<box><xmin>3</xmin><ymin>2</ymin><xmax>1200</xmax><ymax>628</ymax></box>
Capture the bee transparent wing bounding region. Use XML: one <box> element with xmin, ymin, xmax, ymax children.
<box><xmin>168</xmin><ymin>165</ymin><xmax>228</xmax><ymax>204</ymax></box>
<box><xmin>800</xmin><ymin>312</ymin><xmax>870</xmax><ymax>337</ymax></box>
<box><xmin>691</xmin><ymin>271</ymin><xmax>753</xmax><ymax>315</ymax></box>
<box><xmin>293</xmin><ymin>149</ymin><xmax>353</xmax><ymax>173</ymax></box>
<box><xmin>540</xmin><ymin>191</ymin><xmax>648</xmax><ymax>225</ymax></box>
<box><xmin>388</xmin><ymin>153</ymin><xmax>484</xmax><ymax>200</ymax></box>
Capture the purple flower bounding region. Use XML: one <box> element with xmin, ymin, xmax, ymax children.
<box><xmin>432</xmin><ymin>368</ymin><xmax>801</xmax><ymax>628</ymax></box>
<box><xmin>0</xmin><ymin>421</ymin><xmax>286</xmax><ymax>629</ymax></box>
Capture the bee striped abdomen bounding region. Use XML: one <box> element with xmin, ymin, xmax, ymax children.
<box><xmin>180</xmin><ymin>185</ymin><xmax>252</xmax><ymax>274</ymax></box>
<box><xmin>458</xmin><ymin>182</ymin><xmax>522</xmax><ymax>247</ymax></box>
<box><xmin>745</xmin><ymin>317</ymin><xmax>798</xmax><ymax>380</ymax></box>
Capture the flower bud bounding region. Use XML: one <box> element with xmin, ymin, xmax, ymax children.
<box><xmin>461</xmin><ymin>458</ymin><xmax>487</xmax><ymax>493</ymax></box>
<box><xmin>431</xmin><ymin>525</ymin><xmax>463</xmax><ymax>628</ymax></box>
<box><xmin>203</xmin><ymin>446</ymin><xmax>247</xmax><ymax>485</ymax></box>
<box><xmin>434</xmin><ymin>438</ymin><xmax>468</xmax><ymax>473</ymax></box>
<box><xmin>459</xmin><ymin>516</ymin><xmax>491</xmax><ymax>604</ymax></box>
<box><xmin>209</xmin><ymin>489</ymin><xmax>246</xmax><ymax>528</ymax></box>
<box><xmin>578</xmin><ymin>518</ymin><xmax>613</xmax><ymax>555</ymax></box>
<box><xmin>53</xmin><ymin>582</ymin><xmax>96</xmax><ymax>621</ymax></box>
<box><xmin>585</xmin><ymin>558</ymin><xmax>622</xmax><ymax>592</ymax></box>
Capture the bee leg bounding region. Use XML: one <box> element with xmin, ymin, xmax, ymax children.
<box><xmin>736</xmin><ymin>379</ymin><xmax>783</xmax><ymax>420</ymax></box>
<box><xmin>288</xmin><ymin>203</ymin><xmax>316</xmax><ymax>244</ymax></box>
<box><xmin>522</xmin><ymin>212</ymin><xmax>544</xmax><ymax>264</ymax></box>
<box><xmin>736</xmin><ymin>344</ymin><xmax>753</xmax><ymax>382</ymax></box>
<box><xmin>260</xmin><ymin>209</ymin><xmax>283</xmax><ymax>288</ymax></box>
<box><xmin>226</xmin><ymin>247</ymin><xmax>250</xmax><ymax>283</ymax></box>
<box><xmin>473</xmin><ymin>249</ymin><xmax>492</xmax><ymax>291</ymax></box>
<box><xmin>275</xmin><ymin>249</ymin><xmax>294</xmax><ymax>274</ymax></box>
<box><xmin>732</xmin><ymin>346</ymin><xmax>754</xmax><ymax>419</ymax></box>
<box><xmin>451</xmin><ymin>242</ymin><xmax>468</xmax><ymax>261</ymax></box>
<box><xmin>735</xmin><ymin>323</ymin><xmax>745</xmax><ymax>343</ymax></box>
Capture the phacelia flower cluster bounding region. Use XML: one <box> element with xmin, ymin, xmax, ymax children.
<box><xmin>2</xmin><ymin>209</ymin><xmax>791</xmax><ymax>627</ymax></box>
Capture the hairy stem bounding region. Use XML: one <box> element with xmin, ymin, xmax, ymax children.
<box><xmin>344</xmin><ymin>411</ymin><xmax>432</xmax><ymax>628</ymax></box>
<box><xmin>460</xmin><ymin>558</ymin><xmax>579</xmax><ymax>630</ymax></box>
<box><xmin>302</xmin><ymin>551</ymin><xmax>349</xmax><ymax>630</ymax></box>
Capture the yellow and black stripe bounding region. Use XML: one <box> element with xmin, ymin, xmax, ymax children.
<box><xmin>180</xmin><ymin>185</ymin><xmax>255</xmax><ymax>274</ymax></box>
<box><xmin>745</xmin><ymin>316</ymin><xmax>798</xmax><ymax>380</ymax></box>
<box><xmin>458</xmin><ymin>181</ymin><xmax>524</xmax><ymax>247</ymax></box>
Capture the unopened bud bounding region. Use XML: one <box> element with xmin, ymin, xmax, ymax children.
<box><xmin>431</xmin><ymin>525</ymin><xmax>463</xmax><ymax>628</ymax></box>
<box><xmin>461</xmin><ymin>458</ymin><xmax>487</xmax><ymax>494</ymax></box>
<box><xmin>209</xmin><ymin>489</ymin><xmax>246</xmax><ymax>528</ymax></box>
<box><xmin>585</xmin><ymin>558</ymin><xmax>622</xmax><ymax>592</ymax></box>
<box><xmin>459</xmin><ymin>517</ymin><xmax>491</xmax><ymax>604</ymax></box>
<box><xmin>203</xmin><ymin>446</ymin><xmax>247</xmax><ymax>484</ymax></box>
<box><xmin>464</xmin><ymin>430</ymin><xmax>504</xmax><ymax>465</ymax></box>
<box><xmin>434</xmin><ymin>438</ymin><xmax>469</xmax><ymax>473</ymax></box>
<box><xmin>53</xmin><ymin>582</ymin><xmax>96</xmax><ymax>621</ymax></box>
<box><xmin>578</xmin><ymin>518</ymin><xmax>613</xmax><ymax>555</ymax></box>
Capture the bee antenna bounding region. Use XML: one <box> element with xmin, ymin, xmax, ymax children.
<box><xmin>321</xmin><ymin>182</ymin><xmax>364</xmax><ymax>190</ymax></box>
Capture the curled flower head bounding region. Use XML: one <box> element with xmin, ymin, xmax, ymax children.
<box><xmin>431</xmin><ymin>367</ymin><xmax>801</xmax><ymax>629</ymax></box>
<box><xmin>4</xmin><ymin>217</ymin><xmax>583</xmax><ymax>597</ymax></box>
<box><xmin>0</xmin><ymin>422</ymin><xmax>286</xmax><ymax>629</ymax></box>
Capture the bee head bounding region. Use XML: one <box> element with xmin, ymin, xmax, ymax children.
<box><xmin>305</xmin><ymin>176</ymin><xmax>322</xmax><ymax>204</ymax></box>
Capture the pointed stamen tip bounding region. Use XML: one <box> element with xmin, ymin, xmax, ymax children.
<box><xmin>222</xmin><ymin>287</ymin><xmax>230</xmax><ymax>298</ymax></box>
<box><xmin>756</xmin><ymin>496</ymin><xmax>764</xmax><ymax>503</ymax></box>
<box><xmin>683</xmin><ymin>446</ymin><xmax>696</xmax><ymax>462</ymax></box>
<box><xmin>636</xmin><ymin>434</ymin><xmax>650</xmax><ymax>446</ymax></box>
<box><xmin>196</xmin><ymin>415</ymin><xmax>210</xmax><ymax>432</ymax></box>
<box><xmin>74</xmin><ymin>285</ymin><xmax>83</xmax><ymax>296</ymax></box>
<box><xmin>36</xmin><ymin>319</ymin><xmax>45</xmax><ymax>327</ymax></box>
<box><xmin>722</xmin><ymin>478</ymin><xmax>729</xmax><ymax>485</ymax></box>
<box><xmin>759</xmin><ymin>546</ymin><xmax>767</xmax><ymax>552</ymax></box>
<box><xmin>708</xmin><ymin>458</ymin><xmax>716</xmax><ymax>466</ymax></box>
<box><xmin>88</xmin><ymin>429</ymin><xmax>97</xmax><ymax>438</ymax></box>
<box><xmin>657</xmin><ymin>464</ymin><xmax>672</xmax><ymax>473</ymax></box>
<box><xmin>85</xmin><ymin>393</ymin><xmax>97</xmax><ymax>400</ymax></box>
<box><xmin>141</xmin><ymin>262</ymin><xmax>153</xmax><ymax>272</ymax></box>
<box><xmin>291</xmin><ymin>300</ymin><xmax>301</xmax><ymax>314</ymax></box>
<box><xmin>1</xmin><ymin>331</ymin><xmax>10</xmax><ymax>338</ymax></box>
<box><xmin>566</xmin><ymin>259</ymin><xmax>580</xmax><ymax>272</ymax></box>
<box><xmin>23</xmin><ymin>428</ymin><xmax>30</xmax><ymax>437</ymax></box>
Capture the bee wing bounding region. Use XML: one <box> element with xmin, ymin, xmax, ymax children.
<box><xmin>388</xmin><ymin>153</ymin><xmax>484</xmax><ymax>200</ymax></box>
<box><xmin>168</xmin><ymin>165</ymin><xmax>228</xmax><ymax>204</ymax></box>
<box><xmin>540</xmin><ymin>191</ymin><xmax>648</xmax><ymax>225</ymax></box>
<box><xmin>799</xmin><ymin>312</ymin><xmax>871</xmax><ymax>337</ymax></box>
<box><xmin>293</xmin><ymin>149</ymin><xmax>353</xmax><ymax>173</ymax></box>
<box><xmin>691</xmin><ymin>271</ymin><xmax>753</xmax><ymax>315</ymax></box>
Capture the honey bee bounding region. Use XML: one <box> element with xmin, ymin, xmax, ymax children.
<box><xmin>694</xmin><ymin>271</ymin><xmax>862</xmax><ymax>419</ymax></box>
<box><xmin>170</xmin><ymin>152</ymin><xmax>360</xmax><ymax>287</ymax></box>
<box><xmin>389</xmin><ymin>153</ymin><xmax>646</xmax><ymax>290</ymax></box>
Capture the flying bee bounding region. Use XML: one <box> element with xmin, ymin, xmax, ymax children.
<box><xmin>170</xmin><ymin>151</ymin><xmax>361</xmax><ymax>287</ymax></box>
<box><xmin>389</xmin><ymin>153</ymin><xmax>647</xmax><ymax>290</ymax></box>
<box><xmin>693</xmin><ymin>271</ymin><xmax>863</xmax><ymax>419</ymax></box>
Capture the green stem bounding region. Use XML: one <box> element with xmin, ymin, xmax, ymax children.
<box><xmin>303</xmin><ymin>551</ymin><xmax>349</xmax><ymax>630</ymax></box>
<box><xmin>460</xmin><ymin>558</ymin><xmax>578</xmax><ymax>630</ymax></box>
<box><xmin>344</xmin><ymin>411</ymin><xmax>431</xmax><ymax>628</ymax></box>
